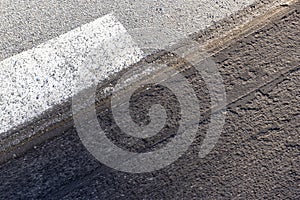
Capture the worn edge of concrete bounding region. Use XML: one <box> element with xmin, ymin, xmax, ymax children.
<box><xmin>0</xmin><ymin>0</ymin><xmax>298</xmax><ymax>164</ymax></box>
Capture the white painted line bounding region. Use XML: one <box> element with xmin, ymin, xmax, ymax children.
<box><xmin>0</xmin><ymin>14</ymin><xmax>143</xmax><ymax>135</ymax></box>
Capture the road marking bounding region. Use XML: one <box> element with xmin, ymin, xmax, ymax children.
<box><xmin>0</xmin><ymin>14</ymin><xmax>143</xmax><ymax>135</ymax></box>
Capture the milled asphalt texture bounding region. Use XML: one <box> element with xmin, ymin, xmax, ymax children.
<box><xmin>0</xmin><ymin>4</ymin><xmax>299</xmax><ymax>200</ymax></box>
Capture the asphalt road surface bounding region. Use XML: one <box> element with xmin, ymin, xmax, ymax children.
<box><xmin>0</xmin><ymin>1</ymin><xmax>299</xmax><ymax>200</ymax></box>
<box><xmin>0</xmin><ymin>0</ymin><xmax>262</xmax><ymax>146</ymax></box>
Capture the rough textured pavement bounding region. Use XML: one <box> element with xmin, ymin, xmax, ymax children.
<box><xmin>0</xmin><ymin>0</ymin><xmax>267</xmax><ymax>154</ymax></box>
<box><xmin>0</xmin><ymin>3</ymin><xmax>299</xmax><ymax>200</ymax></box>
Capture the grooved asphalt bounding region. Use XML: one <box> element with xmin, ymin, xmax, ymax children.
<box><xmin>0</xmin><ymin>4</ymin><xmax>299</xmax><ymax>200</ymax></box>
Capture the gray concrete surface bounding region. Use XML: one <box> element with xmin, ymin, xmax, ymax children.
<box><xmin>0</xmin><ymin>0</ymin><xmax>258</xmax><ymax>60</ymax></box>
<box><xmin>0</xmin><ymin>3</ymin><xmax>299</xmax><ymax>199</ymax></box>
